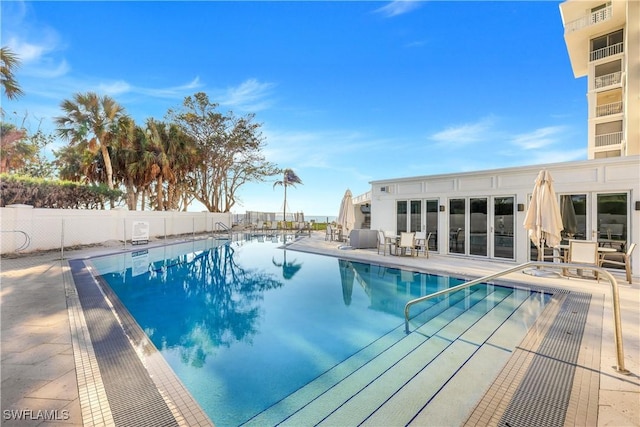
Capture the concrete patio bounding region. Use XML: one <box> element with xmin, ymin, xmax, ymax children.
<box><xmin>1</xmin><ymin>231</ymin><xmax>638</xmax><ymax>426</ymax></box>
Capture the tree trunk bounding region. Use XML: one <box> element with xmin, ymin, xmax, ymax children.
<box><xmin>100</xmin><ymin>144</ymin><xmax>114</xmax><ymax>190</ymax></box>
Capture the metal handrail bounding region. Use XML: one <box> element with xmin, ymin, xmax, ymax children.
<box><xmin>214</xmin><ymin>222</ymin><xmax>232</xmax><ymax>239</ymax></box>
<box><xmin>403</xmin><ymin>261</ymin><xmax>629</xmax><ymax>373</ymax></box>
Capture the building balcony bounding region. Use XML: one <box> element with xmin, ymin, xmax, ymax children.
<box><xmin>596</xmin><ymin>101</ymin><xmax>623</xmax><ymax>117</ymax></box>
<box><xmin>595</xmin><ymin>131</ymin><xmax>623</xmax><ymax>147</ymax></box>
<box><xmin>565</xmin><ymin>5</ymin><xmax>612</xmax><ymax>33</ymax></box>
<box><xmin>590</xmin><ymin>42</ymin><xmax>623</xmax><ymax>62</ymax></box>
<box><xmin>594</xmin><ymin>71</ymin><xmax>622</xmax><ymax>89</ymax></box>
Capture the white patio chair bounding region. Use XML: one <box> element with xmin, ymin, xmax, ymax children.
<box><xmin>325</xmin><ymin>225</ymin><xmax>333</xmax><ymax>241</ymax></box>
<box><xmin>567</xmin><ymin>240</ymin><xmax>600</xmax><ymax>280</ymax></box>
<box><xmin>414</xmin><ymin>231</ymin><xmax>432</xmax><ymax>258</ymax></box>
<box><xmin>600</xmin><ymin>243</ymin><xmax>636</xmax><ymax>284</ymax></box>
<box><xmin>377</xmin><ymin>230</ymin><xmax>394</xmax><ymax>255</ymax></box>
<box><xmin>396</xmin><ymin>232</ymin><xmax>416</xmax><ymax>257</ymax></box>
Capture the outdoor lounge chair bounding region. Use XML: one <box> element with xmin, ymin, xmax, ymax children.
<box><xmin>600</xmin><ymin>242</ymin><xmax>636</xmax><ymax>284</ymax></box>
<box><xmin>396</xmin><ymin>232</ymin><xmax>416</xmax><ymax>257</ymax></box>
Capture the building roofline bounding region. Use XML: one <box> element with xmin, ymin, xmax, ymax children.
<box><xmin>369</xmin><ymin>155</ymin><xmax>640</xmax><ymax>185</ymax></box>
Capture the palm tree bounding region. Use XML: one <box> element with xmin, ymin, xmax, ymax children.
<box><xmin>273</xmin><ymin>168</ymin><xmax>302</xmax><ymax>223</ymax></box>
<box><xmin>1</xmin><ymin>47</ymin><xmax>24</xmax><ymax>100</ymax></box>
<box><xmin>55</xmin><ymin>92</ymin><xmax>125</xmax><ymax>190</ymax></box>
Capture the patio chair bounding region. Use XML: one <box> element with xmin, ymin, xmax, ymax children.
<box><xmin>567</xmin><ymin>240</ymin><xmax>600</xmax><ymax>280</ymax></box>
<box><xmin>325</xmin><ymin>225</ymin><xmax>333</xmax><ymax>241</ymax></box>
<box><xmin>600</xmin><ymin>243</ymin><xmax>636</xmax><ymax>284</ymax></box>
<box><xmin>414</xmin><ymin>231</ymin><xmax>432</xmax><ymax>258</ymax></box>
<box><xmin>377</xmin><ymin>230</ymin><xmax>394</xmax><ymax>255</ymax></box>
<box><xmin>396</xmin><ymin>232</ymin><xmax>416</xmax><ymax>257</ymax></box>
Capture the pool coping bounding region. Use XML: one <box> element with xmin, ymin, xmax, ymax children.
<box><xmin>63</xmin><ymin>237</ymin><xmax>606</xmax><ymax>427</ymax></box>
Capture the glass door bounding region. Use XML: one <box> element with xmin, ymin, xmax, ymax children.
<box><xmin>470</xmin><ymin>198</ymin><xmax>488</xmax><ymax>256</ymax></box>
<box><xmin>425</xmin><ymin>199</ymin><xmax>439</xmax><ymax>251</ymax></box>
<box><xmin>449</xmin><ymin>199</ymin><xmax>466</xmax><ymax>254</ymax></box>
<box><xmin>493</xmin><ymin>196</ymin><xmax>514</xmax><ymax>259</ymax></box>
<box><xmin>397</xmin><ymin>201</ymin><xmax>407</xmax><ymax>233</ymax></box>
<box><xmin>596</xmin><ymin>193</ymin><xmax>628</xmax><ymax>252</ymax></box>
<box><xmin>559</xmin><ymin>194</ymin><xmax>587</xmax><ymax>242</ymax></box>
<box><xmin>410</xmin><ymin>200</ymin><xmax>421</xmax><ymax>232</ymax></box>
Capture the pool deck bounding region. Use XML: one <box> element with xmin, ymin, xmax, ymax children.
<box><xmin>1</xmin><ymin>231</ymin><xmax>638</xmax><ymax>426</ymax></box>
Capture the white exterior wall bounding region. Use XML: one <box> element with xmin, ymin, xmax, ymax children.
<box><xmin>370</xmin><ymin>156</ymin><xmax>640</xmax><ymax>275</ymax></box>
<box><xmin>0</xmin><ymin>207</ymin><xmax>232</xmax><ymax>254</ymax></box>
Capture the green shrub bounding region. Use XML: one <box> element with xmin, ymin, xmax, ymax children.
<box><xmin>0</xmin><ymin>174</ymin><xmax>123</xmax><ymax>209</ymax></box>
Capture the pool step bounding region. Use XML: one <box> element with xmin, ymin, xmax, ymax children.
<box><xmin>242</xmin><ymin>285</ymin><xmax>491</xmax><ymax>426</ymax></box>
<box><xmin>244</xmin><ymin>285</ymin><xmax>536</xmax><ymax>426</ymax></box>
<box><xmin>316</xmin><ymin>287</ymin><xmax>528</xmax><ymax>427</ymax></box>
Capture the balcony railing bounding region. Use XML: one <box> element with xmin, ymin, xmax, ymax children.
<box><xmin>596</xmin><ymin>101</ymin><xmax>623</xmax><ymax>117</ymax></box>
<box><xmin>595</xmin><ymin>131</ymin><xmax>623</xmax><ymax>147</ymax></box>
<box><xmin>590</xmin><ymin>42</ymin><xmax>624</xmax><ymax>62</ymax></box>
<box><xmin>594</xmin><ymin>71</ymin><xmax>622</xmax><ymax>89</ymax></box>
<box><xmin>565</xmin><ymin>5</ymin><xmax>612</xmax><ymax>33</ymax></box>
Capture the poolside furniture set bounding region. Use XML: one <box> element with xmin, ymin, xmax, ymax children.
<box><xmin>554</xmin><ymin>240</ymin><xmax>635</xmax><ymax>283</ymax></box>
<box><xmin>376</xmin><ymin>231</ymin><xmax>432</xmax><ymax>258</ymax></box>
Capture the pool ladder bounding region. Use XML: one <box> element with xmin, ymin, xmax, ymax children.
<box><xmin>214</xmin><ymin>222</ymin><xmax>232</xmax><ymax>240</ymax></box>
<box><xmin>403</xmin><ymin>261</ymin><xmax>629</xmax><ymax>374</ymax></box>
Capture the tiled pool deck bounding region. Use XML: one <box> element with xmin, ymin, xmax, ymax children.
<box><xmin>1</xmin><ymin>232</ymin><xmax>638</xmax><ymax>426</ymax></box>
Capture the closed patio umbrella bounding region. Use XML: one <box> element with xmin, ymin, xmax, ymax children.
<box><xmin>337</xmin><ymin>189</ymin><xmax>356</xmax><ymax>238</ymax></box>
<box><xmin>560</xmin><ymin>195</ymin><xmax>578</xmax><ymax>238</ymax></box>
<box><xmin>523</xmin><ymin>170</ymin><xmax>564</xmax><ymax>262</ymax></box>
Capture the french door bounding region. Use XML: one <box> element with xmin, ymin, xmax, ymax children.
<box><xmin>396</xmin><ymin>199</ymin><xmax>439</xmax><ymax>251</ymax></box>
<box><xmin>449</xmin><ymin>196</ymin><xmax>515</xmax><ymax>259</ymax></box>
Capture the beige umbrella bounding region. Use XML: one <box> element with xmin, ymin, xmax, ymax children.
<box><xmin>560</xmin><ymin>195</ymin><xmax>578</xmax><ymax>238</ymax></box>
<box><xmin>337</xmin><ymin>189</ymin><xmax>356</xmax><ymax>237</ymax></box>
<box><xmin>523</xmin><ymin>170</ymin><xmax>564</xmax><ymax>261</ymax></box>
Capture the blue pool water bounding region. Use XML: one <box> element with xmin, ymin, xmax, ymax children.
<box><xmin>91</xmin><ymin>237</ymin><xmax>550</xmax><ymax>426</ymax></box>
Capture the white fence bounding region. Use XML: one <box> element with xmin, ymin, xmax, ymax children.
<box><xmin>0</xmin><ymin>205</ymin><xmax>232</xmax><ymax>255</ymax></box>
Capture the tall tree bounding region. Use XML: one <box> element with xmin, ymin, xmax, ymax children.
<box><xmin>55</xmin><ymin>92</ymin><xmax>126</xmax><ymax>190</ymax></box>
<box><xmin>273</xmin><ymin>168</ymin><xmax>302</xmax><ymax>222</ymax></box>
<box><xmin>0</xmin><ymin>123</ymin><xmax>33</xmax><ymax>174</ymax></box>
<box><xmin>1</xmin><ymin>47</ymin><xmax>24</xmax><ymax>100</ymax></box>
<box><xmin>16</xmin><ymin>130</ymin><xmax>56</xmax><ymax>178</ymax></box>
<box><xmin>168</xmin><ymin>92</ymin><xmax>278</xmax><ymax>212</ymax></box>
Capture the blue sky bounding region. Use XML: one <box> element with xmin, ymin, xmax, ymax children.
<box><xmin>1</xmin><ymin>1</ymin><xmax>587</xmax><ymax>217</ymax></box>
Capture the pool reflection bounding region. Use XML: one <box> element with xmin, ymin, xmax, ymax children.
<box><xmin>102</xmin><ymin>243</ymin><xmax>284</xmax><ymax>367</ymax></box>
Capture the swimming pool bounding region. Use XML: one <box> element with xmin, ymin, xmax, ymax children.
<box><xmin>89</xmin><ymin>236</ymin><xmax>552</xmax><ymax>426</ymax></box>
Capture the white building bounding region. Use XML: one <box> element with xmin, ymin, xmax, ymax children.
<box><xmin>560</xmin><ymin>0</ymin><xmax>639</xmax><ymax>158</ymax></box>
<box><xmin>356</xmin><ymin>0</ymin><xmax>639</xmax><ymax>278</ymax></box>
<box><xmin>367</xmin><ymin>157</ymin><xmax>638</xmax><ymax>271</ymax></box>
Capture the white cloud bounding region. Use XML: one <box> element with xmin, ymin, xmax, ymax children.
<box><xmin>511</xmin><ymin>126</ymin><xmax>566</xmax><ymax>150</ymax></box>
<box><xmin>374</xmin><ymin>1</ymin><xmax>422</xmax><ymax>18</ymax></box>
<box><xmin>430</xmin><ymin>117</ymin><xmax>495</xmax><ymax>145</ymax></box>
<box><xmin>219</xmin><ymin>78</ymin><xmax>276</xmax><ymax>112</ymax></box>
<box><xmin>6</xmin><ymin>37</ymin><xmax>47</xmax><ymax>63</ymax></box>
<box><xmin>97</xmin><ymin>80</ymin><xmax>132</xmax><ymax>96</ymax></box>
